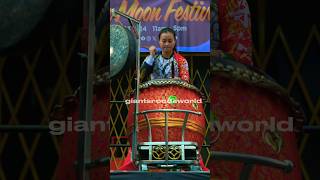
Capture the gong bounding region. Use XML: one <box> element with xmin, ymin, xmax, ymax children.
<box><xmin>110</xmin><ymin>25</ymin><xmax>136</xmax><ymax>78</ymax></box>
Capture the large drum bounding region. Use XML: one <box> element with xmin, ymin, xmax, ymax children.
<box><xmin>127</xmin><ymin>79</ymin><xmax>206</xmax><ymax>148</ymax></box>
<box><xmin>51</xmin><ymin>71</ymin><xmax>109</xmax><ymax>179</ymax></box>
<box><xmin>209</xmin><ymin>58</ymin><xmax>304</xmax><ymax>179</ymax></box>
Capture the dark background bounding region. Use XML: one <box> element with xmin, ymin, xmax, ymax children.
<box><xmin>249</xmin><ymin>1</ymin><xmax>320</xmax><ymax>179</ymax></box>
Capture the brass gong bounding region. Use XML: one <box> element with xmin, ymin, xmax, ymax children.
<box><xmin>110</xmin><ymin>24</ymin><xmax>136</xmax><ymax>78</ymax></box>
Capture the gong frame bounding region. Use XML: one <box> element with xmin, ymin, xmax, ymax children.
<box><xmin>111</xmin><ymin>8</ymin><xmax>141</xmax><ymax>164</ymax></box>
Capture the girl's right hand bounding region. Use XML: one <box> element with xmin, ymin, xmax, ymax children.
<box><xmin>149</xmin><ymin>45</ymin><xmax>157</xmax><ymax>56</ymax></box>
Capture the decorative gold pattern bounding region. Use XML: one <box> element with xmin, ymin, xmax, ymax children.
<box><xmin>152</xmin><ymin>145</ymin><xmax>165</xmax><ymax>160</ymax></box>
<box><xmin>263</xmin><ymin>129</ymin><xmax>283</xmax><ymax>153</ymax></box>
<box><xmin>168</xmin><ymin>145</ymin><xmax>182</xmax><ymax>160</ymax></box>
<box><xmin>192</xmin><ymin>102</ymin><xmax>199</xmax><ymax>110</ymax></box>
<box><xmin>152</xmin><ymin>145</ymin><xmax>181</xmax><ymax>160</ymax></box>
<box><xmin>128</xmin><ymin>117</ymin><xmax>206</xmax><ymax>136</ymax></box>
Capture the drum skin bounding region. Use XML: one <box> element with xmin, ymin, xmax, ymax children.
<box><xmin>126</xmin><ymin>79</ymin><xmax>206</xmax><ymax>149</ymax></box>
<box><xmin>209</xmin><ymin>59</ymin><xmax>303</xmax><ymax>179</ymax></box>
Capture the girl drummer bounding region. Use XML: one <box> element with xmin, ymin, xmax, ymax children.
<box><xmin>140</xmin><ymin>27</ymin><xmax>190</xmax><ymax>83</ymax></box>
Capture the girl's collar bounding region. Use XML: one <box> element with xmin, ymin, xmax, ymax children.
<box><xmin>161</xmin><ymin>52</ymin><xmax>174</xmax><ymax>60</ymax></box>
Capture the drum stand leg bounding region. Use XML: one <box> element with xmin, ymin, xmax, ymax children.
<box><xmin>190</xmin><ymin>165</ymin><xmax>201</xmax><ymax>171</ymax></box>
<box><xmin>140</xmin><ymin>164</ymin><xmax>148</xmax><ymax>171</ymax></box>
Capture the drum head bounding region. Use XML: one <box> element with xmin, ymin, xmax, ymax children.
<box><xmin>110</xmin><ymin>25</ymin><xmax>136</xmax><ymax>78</ymax></box>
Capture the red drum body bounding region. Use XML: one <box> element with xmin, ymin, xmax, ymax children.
<box><xmin>53</xmin><ymin>75</ymin><xmax>109</xmax><ymax>179</ymax></box>
<box><xmin>127</xmin><ymin>79</ymin><xmax>206</xmax><ymax>149</ymax></box>
<box><xmin>209</xmin><ymin>59</ymin><xmax>303</xmax><ymax>179</ymax></box>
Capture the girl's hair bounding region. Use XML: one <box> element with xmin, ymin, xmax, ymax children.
<box><xmin>158</xmin><ymin>27</ymin><xmax>177</xmax><ymax>52</ymax></box>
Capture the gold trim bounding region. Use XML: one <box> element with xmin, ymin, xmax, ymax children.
<box><xmin>128</xmin><ymin>117</ymin><xmax>206</xmax><ymax>136</ymax></box>
<box><xmin>152</xmin><ymin>145</ymin><xmax>182</xmax><ymax>160</ymax></box>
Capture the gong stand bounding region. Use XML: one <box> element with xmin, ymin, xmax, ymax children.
<box><xmin>111</xmin><ymin>9</ymin><xmax>141</xmax><ymax>164</ymax></box>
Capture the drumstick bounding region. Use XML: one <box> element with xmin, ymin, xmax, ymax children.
<box><xmin>171</xmin><ymin>60</ymin><xmax>174</xmax><ymax>78</ymax></box>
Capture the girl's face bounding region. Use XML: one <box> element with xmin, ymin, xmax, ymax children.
<box><xmin>159</xmin><ymin>32</ymin><xmax>176</xmax><ymax>55</ymax></box>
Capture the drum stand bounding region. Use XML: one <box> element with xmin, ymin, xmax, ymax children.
<box><xmin>136</xmin><ymin>109</ymin><xmax>203</xmax><ymax>171</ymax></box>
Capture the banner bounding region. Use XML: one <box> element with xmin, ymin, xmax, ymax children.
<box><xmin>110</xmin><ymin>0</ymin><xmax>210</xmax><ymax>52</ymax></box>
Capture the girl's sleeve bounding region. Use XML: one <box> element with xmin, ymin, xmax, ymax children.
<box><xmin>140</xmin><ymin>55</ymin><xmax>154</xmax><ymax>82</ymax></box>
